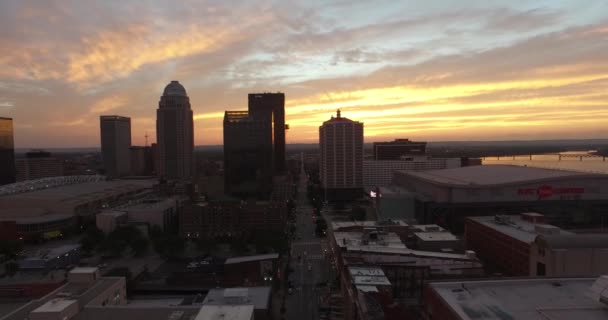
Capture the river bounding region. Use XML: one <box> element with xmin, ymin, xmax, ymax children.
<box><xmin>482</xmin><ymin>151</ymin><xmax>608</xmax><ymax>174</ymax></box>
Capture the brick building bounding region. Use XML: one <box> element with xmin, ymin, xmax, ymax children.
<box><xmin>180</xmin><ymin>198</ymin><xmax>287</xmax><ymax>239</ymax></box>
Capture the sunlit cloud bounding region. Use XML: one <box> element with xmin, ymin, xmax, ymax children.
<box><xmin>0</xmin><ymin>0</ymin><xmax>607</xmax><ymax>147</ymax></box>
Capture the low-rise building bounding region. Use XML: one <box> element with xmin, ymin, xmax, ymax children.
<box><xmin>531</xmin><ymin>234</ymin><xmax>608</xmax><ymax>277</ymax></box>
<box><xmin>180</xmin><ymin>198</ymin><xmax>287</xmax><ymax>239</ymax></box>
<box><xmin>363</xmin><ymin>157</ymin><xmax>460</xmax><ymax>188</ymax></box>
<box><xmin>95</xmin><ymin>211</ymin><xmax>128</xmax><ymax>234</ymax></box>
<box><xmin>18</xmin><ymin>244</ymin><xmax>81</xmax><ymax>270</ymax></box>
<box><xmin>0</xmin><ymin>267</ymin><xmax>258</xmax><ymax>320</ymax></box>
<box><xmin>424</xmin><ymin>276</ymin><xmax>608</xmax><ymax>320</ymax></box>
<box><xmin>465</xmin><ymin>213</ymin><xmax>571</xmax><ymax>276</ymax></box>
<box><xmin>15</xmin><ymin>151</ymin><xmax>64</xmax><ymax>182</ymax></box>
<box><xmin>224</xmin><ymin>254</ymin><xmax>278</xmax><ymax>287</ymax></box>
<box><xmin>204</xmin><ymin>287</ymin><xmax>271</xmax><ymax>320</ymax></box>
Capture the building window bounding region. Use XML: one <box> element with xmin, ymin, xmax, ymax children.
<box><xmin>538</xmin><ymin>247</ymin><xmax>545</xmax><ymax>257</ymax></box>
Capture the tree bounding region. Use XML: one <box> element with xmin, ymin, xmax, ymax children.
<box><xmin>80</xmin><ymin>227</ymin><xmax>104</xmax><ymax>254</ymax></box>
<box><xmin>0</xmin><ymin>240</ymin><xmax>23</xmax><ymax>259</ymax></box>
<box><xmin>315</xmin><ymin>218</ymin><xmax>328</xmax><ymax>236</ymax></box>
<box><xmin>350</xmin><ymin>205</ymin><xmax>367</xmax><ymax>221</ymax></box>
<box><xmin>5</xmin><ymin>261</ymin><xmax>18</xmax><ymax>277</ymax></box>
<box><xmin>131</xmin><ymin>237</ymin><xmax>149</xmax><ymax>256</ymax></box>
<box><xmin>153</xmin><ymin>233</ymin><xmax>185</xmax><ymax>259</ymax></box>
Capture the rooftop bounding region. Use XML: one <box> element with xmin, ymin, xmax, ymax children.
<box><xmin>469</xmin><ymin>215</ymin><xmax>571</xmax><ymax>244</ymax></box>
<box><xmin>194</xmin><ymin>305</ymin><xmax>254</xmax><ymax>320</ymax></box>
<box><xmin>225</xmin><ymin>253</ymin><xmax>279</xmax><ymax>265</ymax></box>
<box><xmin>400</xmin><ymin>164</ymin><xmax>605</xmax><ymax>187</ymax></box>
<box><xmin>331</xmin><ymin>219</ymin><xmax>408</xmax><ymax>231</ymax></box>
<box><xmin>0</xmin><ymin>179</ymin><xmax>153</xmax><ymax>201</ymax></box>
<box><xmin>162</xmin><ymin>80</ymin><xmax>188</xmax><ymax>97</ymax></box>
<box><xmin>537</xmin><ymin>234</ymin><xmax>608</xmax><ymax>249</ymax></box>
<box><xmin>414</xmin><ymin>232</ymin><xmax>459</xmax><ymax>242</ymax></box>
<box><xmin>204</xmin><ymin>287</ymin><xmax>271</xmax><ymax>310</ymax></box>
<box><xmin>349</xmin><ymin>267</ymin><xmax>392</xmax><ymax>287</ymax></box>
<box><xmin>429</xmin><ymin>277</ymin><xmax>608</xmax><ymax>320</ymax></box>
<box><xmin>31</xmin><ymin>299</ymin><xmax>77</xmax><ymax>313</ymax></box>
<box><xmin>334</xmin><ymin>231</ymin><xmax>407</xmax><ymax>250</ymax></box>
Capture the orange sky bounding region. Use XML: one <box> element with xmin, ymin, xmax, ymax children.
<box><xmin>0</xmin><ymin>1</ymin><xmax>607</xmax><ymax>147</ymax></box>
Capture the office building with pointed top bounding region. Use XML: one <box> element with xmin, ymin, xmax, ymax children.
<box><xmin>319</xmin><ymin>110</ymin><xmax>364</xmax><ymax>201</ymax></box>
<box><xmin>156</xmin><ymin>81</ymin><xmax>194</xmax><ymax>180</ymax></box>
<box><xmin>100</xmin><ymin>115</ymin><xmax>131</xmax><ymax>178</ymax></box>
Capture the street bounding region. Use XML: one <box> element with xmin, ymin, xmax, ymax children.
<box><xmin>284</xmin><ymin>163</ymin><xmax>331</xmax><ymax>320</ymax></box>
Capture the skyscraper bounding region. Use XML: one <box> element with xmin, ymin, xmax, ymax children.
<box><xmin>156</xmin><ymin>81</ymin><xmax>194</xmax><ymax>180</ymax></box>
<box><xmin>0</xmin><ymin>117</ymin><xmax>16</xmax><ymax>185</ymax></box>
<box><xmin>319</xmin><ymin>110</ymin><xmax>364</xmax><ymax>201</ymax></box>
<box><xmin>223</xmin><ymin>111</ymin><xmax>273</xmax><ymax>199</ymax></box>
<box><xmin>100</xmin><ymin>115</ymin><xmax>132</xmax><ymax>178</ymax></box>
<box><xmin>248</xmin><ymin>93</ymin><xmax>286</xmax><ymax>174</ymax></box>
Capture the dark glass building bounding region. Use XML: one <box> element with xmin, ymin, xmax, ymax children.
<box><xmin>248</xmin><ymin>93</ymin><xmax>286</xmax><ymax>174</ymax></box>
<box><xmin>100</xmin><ymin>115</ymin><xmax>131</xmax><ymax>177</ymax></box>
<box><xmin>0</xmin><ymin>117</ymin><xmax>16</xmax><ymax>185</ymax></box>
<box><xmin>373</xmin><ymin>139</ymin><xmax>427</xmax><ymax>160</ymax></box>
<box><xmin>156</xmin><ymin>81</ymin><xmax>194</xmax><ymax>180</ymax></box>
<box><xmin>223</xmin><ymin>111</ymin><xmax>273</xmax><ymax>199</ymax></box>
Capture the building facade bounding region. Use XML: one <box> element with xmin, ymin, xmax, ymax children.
<box><xmin>372</xmin><ymin>139</ymin><xmax>427</xmax><ymax>160</ymax></box>
<box><xmin>0</xmin><ymin>117</ymin><xmax>16</xmax><ymax>185</ymax></box>
<box><xmin>248</xmin><ymin>93</ymin><xmax>286</xmax><ymax>174</ymax></box>
<box><xmin>156</xmin><ymin>81</ymin><xmax>194</xmax><ymax>180</ymax></box>
<box><xmin>129</xmin><ymin>146</ymin><xmax>154</xmax><ymax>176</ymax></box>
<box><xmin>100</xmin><ymin>115</ymin><xmax>131</xmax><ymax>178</ymax></box>
<box><xmin>16</xmin><ymin>151</ymin><xmax>64</xmax><ymax>181</ymax></box>
<box><xmin>223</xmin><ymin>111</ymin><xmax>273</xmax><ymax>199</ymax></box>
<box><xmin>530</xmin><ymin>234</ymin><xmax>608</xmax><ymax>277</ymax></box>
<box><xmin>319</xmin><ymin>110</ymin><xmax>364</xmax><ymax>201</ymax></box>
<box><xmin>180</xmin><ymin>199</ymin><xmax>287</xmax><ymax>239</ymax></box>
<box><xmin>363</xmin><ymin>158</ymin><xmax>461</xmax><ymax>188</ymax></box>
<box><xmin>394</xmin><ymin>165</ymin><xmax>608</xmax><ymax>232</ymax></box>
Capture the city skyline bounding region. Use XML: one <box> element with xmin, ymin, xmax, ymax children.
<box><xmin>0</xmin><ymin>1</ymin><xmax>607</xmax><ymax>148</ymax></box>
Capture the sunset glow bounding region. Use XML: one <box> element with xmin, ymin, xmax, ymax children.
<box><xmin>0</xmin><ymin>1</ymin><xmax>607</xmax><ymax>147</ymax></box>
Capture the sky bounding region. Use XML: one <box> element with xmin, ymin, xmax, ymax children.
<box><xmin>0</xmin><ymin>0</ymin><xmax>607</xmax><ymax>148</ymax></box>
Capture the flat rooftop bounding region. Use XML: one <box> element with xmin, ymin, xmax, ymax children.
<box><xmin>334</xmin><ymin>232</ymin><xmax>407</xmax><ymax>250</ymax></box>
<box><xmin>0</xmin><ymin>179</ymin><xmax>153</xmax><ymax>200</ymax></box>
<box><xmin>429</xmin><ymin>277</ymin><xmax>608</xmax><ymax>320</ymax></box>
<box><xmin>414</xmin><ymin>232</ymin><xmax>459</xmax><ymax>242</ymax></box>
<box><xmin>331</xmin><ymin>219</ymin><xmax>408</xmax><ymax>230</ymax></box>
<box><xmin>195</xmin><ymin>305</ymin><xmax>254</xmax><ymax>320</ymax></box>
<box><xmin>400</xmin><ymin>164</ymin><xmax>604</xmax><ymax>187</ymax></box>
<box><xmin>225</xmin><ymin>254</ymin><xmax>278</xmax><ymax>265</ymax></box>
<box><xmin>468</xmin><ymin>215</ymin><xmax>572</xmax><ymax>244</ymax></box>
<box><xmin>204</xmin><ymin>287</ymin><xmax>270</xmax><ymax>310</ymax></box>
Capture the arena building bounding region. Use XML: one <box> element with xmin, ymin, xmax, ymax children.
<box><xmin>0</xmin><ymin>176</ymin><xmax>154</xmax><ymax>240</ymax></box>
<box><xmin>392</xmin><ymin>165</ymin><xmax>608</xmax><ymax>232</ymax></box>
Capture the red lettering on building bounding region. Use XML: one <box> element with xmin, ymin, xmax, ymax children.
<box><xmin>517</xmin><ymin>186</ymin><xmax>585</xmax><ymax>200</ymax></box>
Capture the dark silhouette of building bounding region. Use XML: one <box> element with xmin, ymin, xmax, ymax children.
<box><xmin>100</xmin><ymin>115</ymin><xmax>131</xmax><ymax>178</ymax></box>
<box><xmin>248</xmin><ymin>93</ymin><xmax>286</xmax><ymax>174</ymax></box>
<box><xmin>0</xmin><ymin>117</ymin><xmax>16</xmax><ymax>185</ymax></box>
<box><xmin>16</xmin><ymin>150</ymin><xmax>64</xmax><ymax>181</ymax></box>
<box><xmin>223</xmin><ymin>111</ymin><xmax>273</xmax><ymax>199</ymax></box>
<box><xmin>130</xmin><ymin>146</ymin><xmax>154</xmax><ymax>176</ymax></box>
<box><xmin>372</xmin><ymin>139</ymin><xmax>426</xmax><ymax>160</ymax></box>
<box><xmin>156</xmin><ymin>81</ymin><xmax>194</xmax><ymax>180</ymax></box>
<box><xmin>222</xmin><ymin>93</ymin><xmax>286</xmax><ymax>199</ymax></box>
<box><xmin>319</xmin><ymin>110</ymin><xmax>363</xmax><ymax>201</ymax></box>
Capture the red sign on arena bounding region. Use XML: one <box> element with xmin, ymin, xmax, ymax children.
<box><xmin>517</xmin><ymin>185</ymin><xmax>585</xmax><ymax>200</ymax></box>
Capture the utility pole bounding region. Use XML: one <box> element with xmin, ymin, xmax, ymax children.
<box><xmin>145</xmin><ymin>132</ymin><xmax>149</xmax><ymax>146</ymax></box>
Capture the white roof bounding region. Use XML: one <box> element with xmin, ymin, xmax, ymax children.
<box><xmin>31</xmin><ymin>299</ymin><xmax>77</xmax><ymax>313</ymax></box>
<box><xmin>430</xmin><ymin>277</ymin><xmax>608</xmax><ymax>320</ymax></box>
<box><xmin>225</xmin><ymin>254</ymin><xmax>279</xmax><ymax>264</ymax></box>
<box><xmin>194</xmin><ymin>305</ymin><xmax>254</xmax><ymax>320</ymax></box>
<box><xmin>334</xmin><ymin>231</ymin><xmax>406</xmax><ymax>250</ymax></box>
<box><xmin>400</xmin><ymin>164</ymin><xmax>602</xmax><ymax>187</ymax></box>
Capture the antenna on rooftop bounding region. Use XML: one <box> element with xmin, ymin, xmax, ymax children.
<box><xmin>145</xmin><ymin>132</ymin><xmax>149</xmax><ymax>146</ymax></box>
